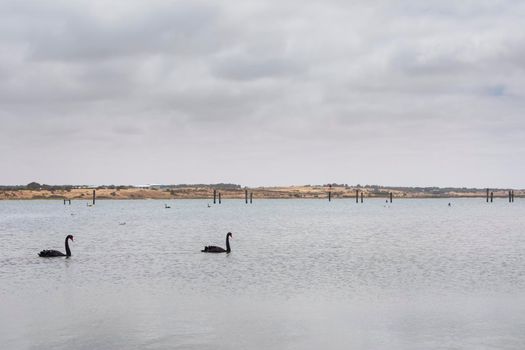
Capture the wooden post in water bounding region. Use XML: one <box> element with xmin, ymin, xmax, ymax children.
<box><xmin>512</xmin><ymin>190</ymin><xmax>515</xmax><ymax>202</ymax></box>
<box><xmin>355</xmin><ymin>189</ymin><xmax>358</xmax><ymax>203</ymax></box>
<box><xmin>486</xmin><ymin>188</ymin><xmax>489</xmax><ymax>202</ymax></box>
<box><xmin>250</xmin><ymin>192</ymin><xmax>253</xmax><ymax>204</ymax></box>
<box><xmin>245</xmin><ymin>189</ymin><xmax>248</xmax><ymax>204</ymax></box>
<box><xmin>509</xmin><ymin>190</ymin><xmax>512</xmax><ymax>203</ymax></box>
<box><xmin>328</xmin><ymin>185</ymin><xmax>332</xmax><ymax>202</ymax></box>
<box><xmin>490</xmin><ymin>191</ymin><xmax>493</xmax><ymax>203</ymax></box>
<box><xmin>361</xmin><ymin>192</ymin><xmax>363</xmax><ymax>203</ymax></box>
<box><xmin>390</xmin><ymin>192</ymin><xmax>393</xmax><ymax>203</ymax></box>
<box><xmin>218</xmin><ymin>192</ymin><xmax>221</xmax><ymax>204</ymax></box>
<box><xmin>63</xmin><ymin>199</ymin><xmax>66</xmax><ymax>205</ymax></box>
<box><xmin>68</xmin><ymin>199</ymin><xmax>71</xmax><ymax>205</ymax></box>
<box><xmin>213</xmin><ymin>189</ymin><xmax>216</xmax><ymax>204</ymax></box>
<box><xmin>92</xmin><ymin>190</ymin><xmax>96</xmax><ymax>205</ymax></box>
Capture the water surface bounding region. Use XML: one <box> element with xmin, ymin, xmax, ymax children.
<box><xmin>1</xmin><ymin>199</ymin><xmax>524</xmax><ymax>349</ymax></box>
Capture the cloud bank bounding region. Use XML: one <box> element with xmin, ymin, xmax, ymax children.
<box><xmin>1</xmin><ymin>0</ymin><xmax>524</xmax><ymax>187</ymax></box>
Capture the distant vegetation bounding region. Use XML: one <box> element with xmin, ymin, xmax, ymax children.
<box><xmin>319</xmin><ymin>184</ymin><xmax>498</xmax><ymax>193</ymax></box>
<box><xmin>0</xmin><ymin>182</ymin><xmax>516</xmax><ymax>194</ymax></box>
<box><xmin>160</xmin><ymin>183</ymin><xmax>242</xmax><ymax>190</ymax></box>
<box><xmin>0</xmin><ymin>182</ymin><xmax>75</xmax><ymax>191</ymax></box>
<box><xmin>0</xmin><ymin>182</ymin><xmax>243</xmax><ymax>191</ymax></box>
<box><xmin>359</xmin><ymin>185</ymin><xmax>483</xmax><ymax>194</ymax></box>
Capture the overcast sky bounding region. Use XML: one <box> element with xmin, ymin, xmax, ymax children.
<box><xmin>1</xmin><ymin>0</ymin><xmax>524</xmax><ymax>187</ymax></box>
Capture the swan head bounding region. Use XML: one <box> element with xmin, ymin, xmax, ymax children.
<box><xmin>227</xmin><ymin>232</ymin><xmax>233</xmax><ymax>238</ymax></box>
<box><xmin>67</xmin><ymin>235</ymin><xmax>74</xmax><ymax>241</ymax></box>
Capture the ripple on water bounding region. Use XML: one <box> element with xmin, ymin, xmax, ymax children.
<box><xmin>1</xmin><ymin>199</ymin><xmax>525</xmax><ymax>349</ymax></box>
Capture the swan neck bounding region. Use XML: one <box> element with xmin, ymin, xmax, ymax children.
<box><xmin>65</xmin><ymin>237</ymin><xmax>71</xmax><ymax>257</ymax></box>
<box><xmin>226</xmin><ymin>235</ymin><xmax>231</xmax><ymax>253</ymax></box>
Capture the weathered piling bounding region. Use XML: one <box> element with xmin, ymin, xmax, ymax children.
<box><xmin>361</xmin><ymin>192</ymin><xmax>363</xmax><ymax>203</ymax></box>
<box><xmin>213</xmin><ymin>189</ymin><xmax>216</xmax><ymax>204</ymax></box>
<box><xmin>512</xmin><ymin>190</ymin><xmax>515</xmax><ymax>202</ymax></box>
<box><xmin>328</xmin><ymin>191</ymin><xmax>331</xmax><ymax>202</ymax></box>
<box><xmin>490</xmin><ymin>191</ymin><xmax>493</xmax><ymax>203</ymax></box>
<box><xmin>63</xmin><ymin>199</ymin><xmax>66</xmax><ymax>205</ymax></box>
<box><xmin>68</xmin><ymin>199</ymin><xmax>71</xmax><ymax>205</ymax></box>
<box><xmin>486</xmin><ymin>188</ymin><xmax>489</xmax><ymax>202</ymax></box>
<box><xmin>509</xmin><ymin>190</ymin><xmax>512</xmax><ymax>203</ymax></box>
<box><xmin>250</xmin><ymin>192</ymin><xmax>253</xmax><ymax>204</ymax></box>
<box><xmin>92</xmin><ymin>190</ymin><xmax>96</xmax><ymax>205</ymax></box>
<box><xmin>355</xmin><ymin>190</ymin><xmax>359</xmax><ymax>203</ymax></box>
<box><xmin>245</xmin><ymin>189</ymin><xmax>248</xmax><ymax>204</ymax></box>
<box><xmin>389</xmin><ymin>192</ymin><xmax>393</xmax><ymax>203</ymax></box>
<box><xmin>218</xmin><ymin>192</ymin><xmax>221</xmax><ymax>204</ymax></box>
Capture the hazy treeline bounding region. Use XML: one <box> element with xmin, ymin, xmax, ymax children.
<box><xmin>0</xmin><ymin>182</ymin><xmax>515</xmax><ymax>193</ymax></box>
<box><xmin>321</xmin><ymin>183</ymin><xmax>499</xmax><ymax>193</ymax></box>
<box><xmin>0</xmin><ymin>182</ymin><xmax>243</xmax><ymax>191</ymax></box>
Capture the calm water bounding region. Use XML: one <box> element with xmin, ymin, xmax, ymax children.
<box><xmin>1</xmin><ymin>199</ymin><xmax>524</xmax><ymax>349</ymax></box>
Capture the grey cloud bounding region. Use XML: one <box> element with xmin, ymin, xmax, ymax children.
<box><xmin>392</xmin><ymin>0</ymin><xmax>521</xmax><ymax>19</ymax></box>
<box><xmin>112</xmin><ymin>125</ymin><xmax>144</xmax><ymax>136</ymax></box>
<box><xmin>2</xmin><ymin>1</ymin><xmax>227</xmax><ymax>62</ymax></box>
<box><xmin>0</xmin><ymin>0</ymin><xmax>524</xmax><ymax>187</ymax></box>
<box><xmin>211</xmin><ymin>54</ymin><xmax>305</xmax><ymax>81</ymax></box>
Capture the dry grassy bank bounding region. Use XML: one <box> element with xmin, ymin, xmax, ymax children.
<box><xmin>0</xmin><ymin>186</ymin><xmax>522</xmax><ymax>200</ymax></box>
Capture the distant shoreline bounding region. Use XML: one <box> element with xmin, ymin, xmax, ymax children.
<box><xmin>0</xmin><ymin>185</ymin><xmax>521</xmax><ymax>200</ymax></box>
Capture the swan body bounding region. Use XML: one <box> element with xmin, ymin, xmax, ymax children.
<box><xmin>202</xmin><ymin>246</ymin><xmax>227</xmax><ymax>253</ymax></box>
<box><xmin>38</xmin><ymin>249</ymin><xmax>67</xmax><ymax>257</ymax></box>
<box><xmin>39</xmin><ymin>235</ymin><xmax>74</xmax><ymax>257</ymax></box>
<box><xmin>202</xmin><ymin>232</ymin><xmax>232</xmax><ymax>253</ymax></box>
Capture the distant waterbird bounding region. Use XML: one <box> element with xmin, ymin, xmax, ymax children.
<box><xmin>38</xmin><ymin>235</ymin><xmax>74</xmax><ymax>257</ymax></box>
<box><xmin>202</xmin><ymin>232</ymin><xmax>232</xmax><ymax>253</ymax></box>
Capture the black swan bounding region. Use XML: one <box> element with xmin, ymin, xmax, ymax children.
<box><xmin>38</xmin><ymin>235</ymin><xmax>74</xmax><ymax>257</ymax></box>
<box><xmin>202</xmin><ymin>232</ymin><xmax>232</xmax><ymax>253</ymax></box>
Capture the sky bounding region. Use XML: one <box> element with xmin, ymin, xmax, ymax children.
<box><xmin>1</xmin><ymin>0</ymin><xmax>524</xmax><ymax>188</ymax></box>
